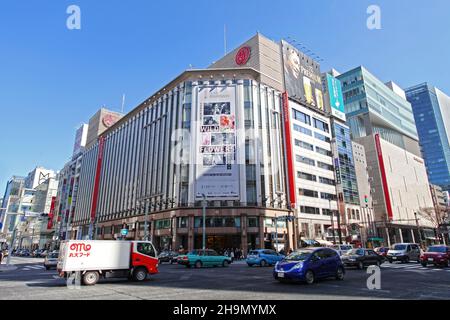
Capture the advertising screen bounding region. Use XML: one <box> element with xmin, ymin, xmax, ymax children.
<box><xmin>195</xmin><ymin>85</ymin><xmax>240</xmax><ymax>200</ymax></box>
<box><xmin>281</xmin><ymin>40</ymin><xmax>324</xmax><ymax>111</ymax></box>
<box><xmin>326</xmin><ymin>74</ymin><xmax>346</xmax><ymax>121</ymax></box>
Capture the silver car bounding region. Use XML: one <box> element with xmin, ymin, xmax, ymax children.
<box><xmin>387</xmin><ymin>243</ymin><xmax>421</xmax><ymax>263</ymax></box>
<box><xmin>44</xmin><ymin>252</ymin><xmax>59</xmax><ymax>270</ymax></box>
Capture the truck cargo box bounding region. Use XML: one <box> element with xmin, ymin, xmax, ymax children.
<box><xmin>58</xmin><ymin>240</ymin><xmax>131</xmax><ymax>272</ymax></box>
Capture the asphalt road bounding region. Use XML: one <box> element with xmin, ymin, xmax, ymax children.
<box><xmin>1</xmin><ymin>257</ymin><xmax>450</xmax><ymax>300</ymax></box>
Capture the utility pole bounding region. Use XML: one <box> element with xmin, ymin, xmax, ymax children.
<box><xmin>329</xmin><ymin>199</ymin><xmax>336</xmax><ymax>244</ymax></box>
<box><xmin>414</xmin><ymin>212</ymin><xmax>423</xmax><ymax>246</ymax></box>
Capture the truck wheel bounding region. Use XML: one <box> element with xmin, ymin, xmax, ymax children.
<box><xmin>132</xmin><ymin>267</ymin><xmax>148</xmax><ymax>282</ymax></box>
<box><xmin>82</xmin><ymin>271</ymin><xmax>100</xmax><ymax>286</ymax></box>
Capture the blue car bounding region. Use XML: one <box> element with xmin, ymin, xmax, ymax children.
<box><xmin>273</xmin><ymin>247</ymin><xmax>345</xmax><ymax>285</ymax></box>
<box><xmin>246</xmin><ymin>249</ymin><xmax>285</xmax><ymax>267</ymax></box>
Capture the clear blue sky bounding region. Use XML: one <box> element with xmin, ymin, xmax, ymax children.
<box><xmin>1</xmin><ymin>0</ymin><xmax>449</xmax><ymax>191</ymax></box>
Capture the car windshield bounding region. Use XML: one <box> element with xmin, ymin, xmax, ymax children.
<box><xmin>284</xmin><ymin>251</ymin><xmax>312</xmax><ymax>261</ymax></box>
<box><xmin>347</xmin><ymin>249</ymin><xmax>364</xmax><ymax>256</ymax></box>
<box><xmin>393</xmin><ymin>245</ymin><xmax>407</xmax><ymax>250</ymax></box>
<box><xmin>427</xmin><ymin>246</ymin><xmax>447</xmax><ymax>253</ymax></box>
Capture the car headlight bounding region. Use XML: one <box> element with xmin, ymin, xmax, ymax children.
<box><xmin>275</xmin><ymin>262</ymin><xmax>279</xmax><ymax>268</ymax></box>
<box><xmin>292</xmin><ymin>262</ymin><xmax>303</xmax><ymax>270</ymax></box>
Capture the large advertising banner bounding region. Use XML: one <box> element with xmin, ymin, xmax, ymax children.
<box><xmin>326</xmin><ymin>74</ymin><xmax>346</xmax><ymax>121</ymax></box>
<box><xmin>281</xmin><ymin>40</ymin><xmax>324</xmax><ymax>112</ymax></box>
<box><xmin>195</xmin><ymin>86</ymin><xmax>240</xmax><ymax>200</ymax></box>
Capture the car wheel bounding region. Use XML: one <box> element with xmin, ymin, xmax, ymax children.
<box><xmin>335</xmin><ymin>267</ymin><xmax>345</xmax><ymax>281</ymax></box>
<box><xmin>132</xmin><ymin>267</ymin><xmax>148</xmax><ymax>282</ymax></box>
<box><xmin>446</xmin><ymin>260</ymin><xmax>450</xmax><ymax>268</ymax></box>
<box><xmin>305</xmin><ymin>270</ymin><xmax>315</xmax><ymax>285</ymax></box>
<box><xmin>82</xmin><ymin>271</ymin><xmax>100</xmax><ymax>286</ymax></box>
<box><xmin>195</xmin><ymin>261</ymin><xmax>202</xmax><ymax>269</ymax></box>
<box><xmin>260</xmin><ymin>260</ymin><xmax>267</xmax><ymax>267</ymax></box>
<box><xmin>357</xmin><ymin>261</ymin><xmax>364</xmax><ymax>270</ymax></box>
<box><xmin>404</xmin><ymin>257</ymin><xmax>410</xmax><ymax>264</ymax></box>
<box><xmin>222</xmin><ymin>260</ymin><xmax>230</xmax><ymax>267</ymax></box>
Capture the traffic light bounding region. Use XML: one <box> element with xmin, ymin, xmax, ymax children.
<box><xmin>364</xmin><ymin>195</ymin><xmax>369</xmax><ymax>204</ymax></box>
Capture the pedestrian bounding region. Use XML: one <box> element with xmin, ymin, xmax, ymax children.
<box><xmin>0</xmin><ymin>250</ymin><xmax>3</xmax><ymax>264</ymax></box>
<box><xmin>230</xmin><ymin>250</ymin><xmax>235</xmax><ymax>262</ymax></box>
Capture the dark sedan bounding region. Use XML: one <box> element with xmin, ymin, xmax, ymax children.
<box><xmin>158</xmin><ymin>251</ymin><xmax>179</xmax><ymax>264</ymax></box>
<box><xmin>341</xmin><ymin>248</ymin><xmax>385</xmax><ymax>269</ymax></box>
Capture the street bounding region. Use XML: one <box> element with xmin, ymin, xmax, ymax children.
<box><xmin>1</xmin><ymin>257</ymin><xmax>450</xmax><ymax>300</ymax></box>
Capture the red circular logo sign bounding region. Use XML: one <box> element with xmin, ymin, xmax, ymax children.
<box><xmin>235</xmin><ymin>46</ymin><xmax>251</xmax><ymax>66</ymax></box>
<box><xmin>102</xmin><ymin>114</ymin><xmax>119</xmax><ymax>128</ymax></box>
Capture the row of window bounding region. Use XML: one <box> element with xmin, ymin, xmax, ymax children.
<box><xmin>166</xmin><ymin>216</ymin><xmax>262</xmax><ymax>229</ymax></box>
<box><xmin>299</xmin><ymin>188</ymin><xmax>336</xmax><ymax>200</ymax></box>
<box><xmin>295</xmin><ymin>155</ymin><xmax>334</xmax><ymax>171</ymax></box>
<box><xmin>297</xmin><ymin>172</ymin><xmax>336</xmax><ymax>185</ymax></box>
<box><xmin>300</xmin><ymin>206</ymin><xmax>335</xmax><ymax>216</ymax></box>
<box><xmin>292</xmin><ymin>109</ymin><xmax>330</xmax><ymax>133</ymax></box>
<box><xmin>294</xmin><ymin>139</ymin><xmax>332</xmax><ymax>156</ymax></box>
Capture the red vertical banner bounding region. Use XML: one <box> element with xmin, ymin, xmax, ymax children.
<box><xmin>282</xmin><ymin>92</ymin><xmax>296</xmax><ymax>209</ymax></box>
<box><xmin>47</xmin><ymin>196</ymin><xmax>56</xmax><ymax>230</ymax></box>
<box><xmin>375</xmin><ymin>134</ymin><xmax>393</xmax><ymax>221</ymax></box>
<box><xmin>90</xmin><ymin>136</ymin><xmax>106</xmax><ymax>222</ymax></box>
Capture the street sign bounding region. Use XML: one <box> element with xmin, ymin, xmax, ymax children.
<box><xmin>121</xmin><ymin>229</ymin><xmax>129</xmax><ymax>236</ymax></box>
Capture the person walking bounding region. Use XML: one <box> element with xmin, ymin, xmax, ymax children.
<box><xmin>230</xmin><ymin>250</ymin><xmax>235</xmax><ymax>262</ymax></box>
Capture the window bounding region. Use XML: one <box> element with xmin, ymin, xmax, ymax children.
<box><xmin>313</xmin><ymin>118</ymin><xmax>329</xmax><ymax>133</ymax></box>
<box><xmin>137</xmin><ymin>242</ymin><xmax>156</xmax><ymax>257</ymax></box>
<box><xmin>247</xmin><ymin>217</ymin><xmax>259</xmax><ymax>228</ymax></box>
<box><xmin>299</xmin><ymin>189</ymin><xmax>318</xmax><ymax>198</ymax></box>
<box><xmin>155</xmin><ymin>219</ymin><xmax>171</xmax><ymax>229</ymax></box>
<box><xmin>316</xmin><ymin>146</ymin><xmax>332</xmax><ymax>156</ymax></box>
<box><xmin>314</xmin><ymin>132</ymin><xmax>331</xmax><ymax>143</ymax></box>
<box><xmin>319</xmin><ymin>177</ymin><xmax>335</xmax><ymax>185</ymax></box>
<box><xmin>293</xmin><ymin>109</ymin><xmax>311</xmax><ymax>125</ymax></box>
<box><xmin>297</xmin><ymin>172</ymin><xmax>317</xmax><ymax>181</ymax></box>
<box><xmin>293</xmin><ymin>124</ymin><xmax>312</xmax><ymax>136</ymax></box>
<box><xmin>177</xmin><ymin>217</ymin><xmax>188</xmax><ymax>228</ymax></box>
<box><xmin>296</xmin><ymin>155</ymin><xmax>315</xmax><ymax>166</ymax></box>
<box><xmin>321</xmin><ymin>192</ymin><xmax>336</xmax><ymax>200</ymax></box>
<box><xmin>300</xmin><ymin>206</ymin><xmax>320</xmax><ymax>215</ymax></box>
<box><xmin>317</xmin><ymin>161</ymin><xmax>333</xmax><ymax>171</ymax></box>
<box><xmin>295</xmin><ymin>139</ymin><xmax>314</xmax><ymax>151</ymax></box>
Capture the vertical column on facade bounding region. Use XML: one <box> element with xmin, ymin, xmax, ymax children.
<box><xmin>236</xmin><ymin>79</ymin><xmax>247</xmax><ymax>206</ymax></box>
<box><xmin>188</xmin><ymin>82</ymin><xmax>198</xmax><ymax>207</ymax></box>
<box><xmin>251</xmin><ymin>82</ymin><xmax>262</xmax><ymax>207</ymax></box>
<box><xmin>188</xmin><ymin>215</ymin><xmax>195</xmax><ymax>251</ymax></box>
<box><xmin>240</xmin><ymin>214</ymin><xmax>248</xmax><ymax>256</ymax></box>
<box><xmin>260</xmin><ymin>86</ymin><xmax>271</xmax><ymax>204</ymax></box>
<box><xmin>259</xmin><ymin>215</ymin><xmax>265</xmax><ymax>249</ymax></box>
<box><xmin>172</xmin><ymin>85</ymin><xmax>183</xmax><ymax>208</ymax></box>
<box><xmin>171</xmin><ymin>214</ymin><xmax>177</xmax><ymax>251</ymax></box>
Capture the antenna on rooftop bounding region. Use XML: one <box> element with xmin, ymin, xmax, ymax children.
<box><xmin>224</xmin><ymin>24</ymin><xmax>227</xmax><ymax>56</ymax></box>
<box><xmin>121</xmin><ymin>94</ymin><xmax>126</xmax><ymax>114</ymax></box>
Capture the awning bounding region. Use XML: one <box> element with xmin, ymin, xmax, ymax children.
<box><xmin>368</xmin><ymin>237</ymin><xmax>384</xmax><ymax>242</ymax></box>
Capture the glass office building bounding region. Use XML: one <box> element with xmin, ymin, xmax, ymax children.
<box><xmin>331</xmin><ymin>121</ymin><xmax>359</xmax><ymax>206</ymax></box>
<box><xmin>406</xmin><ymin>83</ymin><xmax>450</xmax><ymax>192</ymax></box>
<box><xmin>337</xmin><ymin>66</ymin><xmax>419</xmax><ymax>156</ymax></box>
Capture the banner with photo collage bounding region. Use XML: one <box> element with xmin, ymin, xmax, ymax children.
<box><xmin>195</xmin><ymin>85</ymin><xmax>240</xmax><ymax>200</ymax></box>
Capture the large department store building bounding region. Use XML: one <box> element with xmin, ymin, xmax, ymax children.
<box><xmin>71</xmin><ymin>33</ymin><xmax>366</xmax><ymax>253</ymax></box>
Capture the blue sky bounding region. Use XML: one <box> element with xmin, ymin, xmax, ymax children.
<box><xmin>1</xmin><ymin>0</ymin><xmax>449</xmax><ymax>191</ymax></box>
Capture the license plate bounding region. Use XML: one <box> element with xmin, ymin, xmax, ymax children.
<box><xmin>428</xmin><ymin>258</ymin><xmax>434</xmax><ymax>262</ymax></box>
<box><xmin>392</xmin><ymin>257</ymin><xmax>397</xmax><ymax>260</ymax></box>
<box><xmin>278</xmin><ymin>273</ymin><xmax>285</xmax><ymax>278</ymax></box>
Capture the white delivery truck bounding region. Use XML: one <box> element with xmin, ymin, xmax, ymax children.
<box><xmin>57</xmin><ymin>240</ymin><xmax>159</xmax><ymax>285</ymax></box>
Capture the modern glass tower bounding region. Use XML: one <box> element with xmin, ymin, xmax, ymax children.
<box><xmin>405</xmin><ymin>83</ymin><xmax>450</xmax><ymax>192</ymax></box>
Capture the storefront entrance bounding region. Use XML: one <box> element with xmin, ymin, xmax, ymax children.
<box><xmin>194</xmin><ymin>235</ymin><xmax>241</xmax><ymax>254</ymax></box>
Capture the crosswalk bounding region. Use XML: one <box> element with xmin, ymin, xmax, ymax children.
<box><xmin>21</xmin><ymin>265</ymin><xmax>46</xmax><ymax>271</ymax></box>
<box><xmin>380</xmin><ymin>262</ymin><xmax>450</xmax><ymax>273</ymax></box>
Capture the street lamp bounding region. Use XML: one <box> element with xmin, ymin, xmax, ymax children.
<box><xmin>201</xmin><ymin>194</ymin><xmax>207</xmax><ymax>251</ymax></box>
